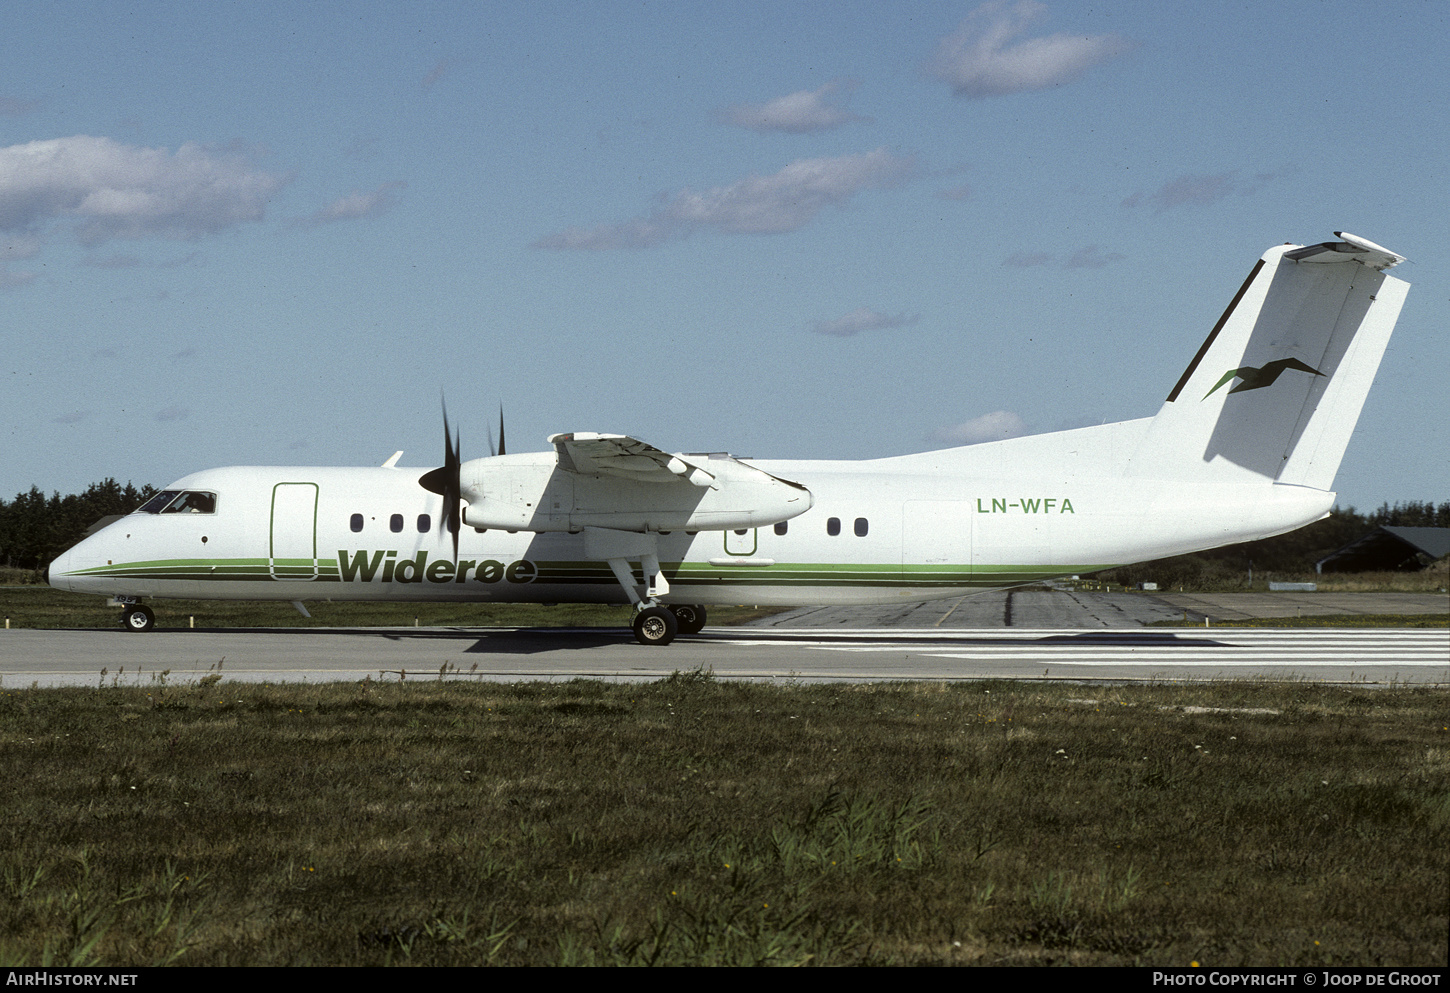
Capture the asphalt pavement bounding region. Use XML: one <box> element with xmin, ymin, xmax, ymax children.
<box><xmin>751</xmin><ymin>588</ymin><xmax>1448</xmax><ymax>628</ymax></box>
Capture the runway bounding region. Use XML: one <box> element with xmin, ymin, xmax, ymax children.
<box><xmin>2</xmin><ymin>624</ymin><xmax>1446</xmax><ymax>687</ymax></box>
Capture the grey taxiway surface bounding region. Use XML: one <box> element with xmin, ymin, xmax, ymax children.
<box><xmin>3</xmin><ymin>589</ymin><xmax>1446</xmax><ymax>688</ymax></box>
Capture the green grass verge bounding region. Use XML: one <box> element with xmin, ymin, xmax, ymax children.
<box><xmin>0</xmin><ymin>586</ymin><xmax>782</xmax><ymax>630</ymax></box>
<box><xmin>1</xmin><ymin>676</ymin><xmax>1445</xmax><ymax>966</ymax></box>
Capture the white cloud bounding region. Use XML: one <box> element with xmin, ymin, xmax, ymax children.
<box><xmin>1001</xmin><ymin>246</ymin><xmax>1124</xmax><ymax>268</ymax></box>
<box><xmin>1122</xmin><ymin>172</ymin><xmax>1235</xmax><ymax>213</ymax></box>
<box><xmin>933</xmin><ymin>410</ymin><xmax>1028</xmax><ymax>445</ymax></box>
<box><xmin>811</xmin><ymin>307</ymin><xmax>919</xmax><ymax>338</ymax></box>
<box><xmin>0</xmin><ymin>135</ymin><xmax>290</xmax><ymax>245</ymax></box>
<box><xmin>3</xmin><ymin>233</ymin><xmax>41</xmax><ymax>261</ymax></box>
<box><xmin>298</xmin><ymin>181</ymin><xmax>405</xmax><ymax>227</ymax></box>
<box><xmin>0</xmin><ymin>95</ymin><xmax>44</xmax><ymax>117</ymax></box>
<box><xmin>724</xmin><ymin>81</ymin><xmax>870</xmax><ymax>134</ymax></box>
<box><xmin>1</xmin><ymin>236</ymin><xmax>39</xmax><ymax>286</ymax></box>
<box><xmin>1003</xmin><ymin>250</ymin><xmax>1053</xmax><ymax>267</ymax></box>
<box><xmin>1122</xmin><ymin>169</ymin><xmax>1288</xmax><ymax>214</ymax></box>
<box><xmin>1064</xmin><ymin>245</ymin><xmax>1124</xmax><ymax>269</ymax></box>
<box><xmin>926</xmin><ymin>1</ymin><xmax>1135</xmax><ymax>98</ymax></box>
<box><xmin>534</xmin><ymin>148</ymin><xmax>913</xmax><ymax>250</ymax></box>
<box><xmin>83</xmin><ymin>253</ymin><xmax>143</xmax><ymax>269</ymax></box>
<box><xmin>0</xmin><ymin>267</ymin><xmax>35</xmax><ymax>289</ymax></box>
<box><xmin>422</xmin><ymin>58</ymin><xmax>454</xmax><ymax>90</ymax></box>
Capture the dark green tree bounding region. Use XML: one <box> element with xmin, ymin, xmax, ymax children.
<box><xmin>0</xmin><ymin>479</ymin><xmax>156</xmax><ymax>574</ymax></box>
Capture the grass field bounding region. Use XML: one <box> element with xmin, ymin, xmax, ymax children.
<box><xmin>1</xmin><ymin>675</ymin><xmax>1445</xmax><ymax>966</ymax></box>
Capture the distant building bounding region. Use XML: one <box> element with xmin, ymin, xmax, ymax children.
<box><xmin>1315</xmin><ymin>527</ymin><xmax>1450</xmax><ymax>573</ymax></box>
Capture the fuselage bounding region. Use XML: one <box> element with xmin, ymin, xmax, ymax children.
<box><xmin>48</xmin><ymin>437</ymin><xmax>1334</xmax><ymax>608</ymax></box>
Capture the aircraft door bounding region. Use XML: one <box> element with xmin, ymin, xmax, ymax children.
<box><xmin>724</xmin><ymin>527</ymin><xmax>757</xmax><ymax>556</ymax></box>
<box><xmin>270</xmin><ymin>483</ymin><xmax>319</xmax><ymax>580</ymax></box>
<box><xmin>902</xmin><ymin>501</ymin><xmax>972</xmax><ymax>586</ymax></box>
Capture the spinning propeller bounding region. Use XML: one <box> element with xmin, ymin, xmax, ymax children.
<box><xmin>489</xmin><ymin>404</ymin><xmax>505</xmax><ymax>458</ymax></box>
<box><xmin>418</xmin><ymin>401</ymin><xmax>505</xmax><ymax>562</ymax></box>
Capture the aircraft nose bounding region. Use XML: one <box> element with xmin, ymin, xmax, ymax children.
<box><xmin>47</xmin><ymin>548</ymin><xmax>72</xmax><ymax>591</ymax></box>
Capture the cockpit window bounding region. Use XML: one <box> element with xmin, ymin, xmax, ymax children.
<box><xmin>163</xmin><ymin>491</ymin><xmax>217</xmax><ymax>514</ymax></box>
<box><xmin>137</xmin><ymin>490</ymin><xmax>180</xmax><ymax>514</ymax></box>
<box><xmin>138</xmin><ymin>490</ymin><xmax>218</xmax><ymax>515</ymax></box>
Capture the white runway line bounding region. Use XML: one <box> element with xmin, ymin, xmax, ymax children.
<box><xmin>720</xmin><ymin>628</ymin><xmax>1449</xmax><ymax>667</ymax></box>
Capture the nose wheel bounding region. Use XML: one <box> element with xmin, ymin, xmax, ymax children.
<box><xmin>121</xmin><ymin>605</ymin><xmax>156</xmax><ymax>633</ymax></box>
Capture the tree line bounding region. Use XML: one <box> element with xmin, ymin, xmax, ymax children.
<box><xmin>0</xmin><ymin>478</ymin><xmax>1444</xmax><ymax>580</ymax></box>
<box><xmin>1093</xmin><ymin>499</ymin><xmax>1449</xmax><ymax>588</ymax></box>
<box><xmin>1</xmin><ymin>480</ymin><xmax>157</xmax><ymax>573</ymax></box>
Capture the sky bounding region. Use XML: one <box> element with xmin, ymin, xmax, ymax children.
<box><xmin>3</xmin><ymin>0</ymin><xmax>1447</xmax><ymax>513</ymax></box>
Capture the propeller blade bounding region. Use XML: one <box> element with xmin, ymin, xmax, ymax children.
<box><xmin>419</xmin><ymin>398</ymin><xmax>462</xmax><ymax>562</ymax></box>
<box><xmin>488</xmin><ymin>404</ymin><xmax>506</xmax><ymax>457</ymax></box>
<box><xmin>444</xmin><ymin>404</ymin><xmax>461</xmax><ymax>563</ymax></box>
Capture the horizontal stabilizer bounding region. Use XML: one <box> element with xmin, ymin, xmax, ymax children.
<box><xmin>1284</xmin><ymin>231</ymin><xmax>1405</xmax><ymax>271</ymax></box>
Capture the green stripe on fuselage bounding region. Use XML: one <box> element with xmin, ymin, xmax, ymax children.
<box><xmin>63</xmin><ymin>556</ymin><xmax>1115</xmax><ymax>588</ymax></box>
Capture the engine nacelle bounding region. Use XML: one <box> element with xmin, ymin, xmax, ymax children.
<box><xmin>458</xmin><ymin>452</ymin><xmax>811</xmax><ymax>533</ymax></box>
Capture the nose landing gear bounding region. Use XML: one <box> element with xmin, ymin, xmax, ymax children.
<box><xmin>121</xmin><ymin>604</ymin><xmax>155</xmax><ymax>632</ymax></box>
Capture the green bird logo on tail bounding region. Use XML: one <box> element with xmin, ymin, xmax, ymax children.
<box><xmin>1203</xmin><ymin>357</ymin><xmax>1324</xmax><ymax>400</ymax></box>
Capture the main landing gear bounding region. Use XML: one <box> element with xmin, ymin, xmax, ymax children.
<box><xmin>632</xmin><ymin>605</ymin><xmax>677</xmax><ymax>646</ymax></box>
<box><xmin>668</xmin><ymin>603</ymin><xmax>707</xmax><ymax>635</ymax></box>
<box><xmin>121</xmin><ymin>604</ymin><xmax>155</xmax><ymax>632</ymax></box>
<box><xmin>629</xmin><ymin>603</ymin><xmax>707</xmax><ymax>646</ymax></box>
<box><xmin>583</xmin><ymin>527</ymin><xmax>707</xmax><ymax>647</ymax></box>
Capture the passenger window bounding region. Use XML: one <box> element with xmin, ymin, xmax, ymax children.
<box><xmin>390</xmin><ymin>514</ymin><xmax>404</xmax><ymax>533</ymax></box>
<box><xmin>417</xmin><ymin>514</ymin><xmax>431</xmax><ymax>533</ymax></box>
<box><xmin>350</xmin><ymin>513</ymin><xmax>364</xmax><ymax>533</ymax></box>
<box><xmin>826</xmin><ymin>517</ymin><xmax>840</xmax><ymax>536</ymax></box>
<box><xmin>855</xmin><ymin>517</ymin><xmax>868</xmax><ymax>537</ymax></box>
<box><xmin>774</xmin><ymin>522</ymin><xmax>788</xmax><ymax>536</ymax></box>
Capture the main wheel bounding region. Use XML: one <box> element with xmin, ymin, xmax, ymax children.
<box><xmin>669</xmin><ymin>604</ymin><xmax>707</xmax><ymax>635</ymax></box>
<box><xmin>632</xmin><ymin>605</ymin><xmax>678</xmax><ymax>646</ymax></box>
<box><xmin>122</xmin><ymin>605</ymin><xmax>155</xmax><ymax>633</ymax></box>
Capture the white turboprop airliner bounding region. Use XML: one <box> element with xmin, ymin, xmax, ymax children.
<box><xmin>49</xmin><ymin>232</ymin><xmax>1410</xmax><ymax>645</ymax></box>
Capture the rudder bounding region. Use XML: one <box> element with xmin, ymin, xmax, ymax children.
<box><xmin>1128</xmin><ymin>233</ymin><xmax>1409</xmax><ymax>488</ymax></box>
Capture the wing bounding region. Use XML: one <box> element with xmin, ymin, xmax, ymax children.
<box><xmin>548</xmin><ymin>432</ymin><xmax>717</xmax><ymax>488</ymax></box>
<box><xmin>450</xmin><ymin>430</ymin><xmax>813</xmax><ymax>534</ymax></box>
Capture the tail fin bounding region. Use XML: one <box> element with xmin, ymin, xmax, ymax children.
<box><xmin>1129</xmin><ymin>232</ymin><xmax>1409</xmax><ymax>488</ymax></box>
